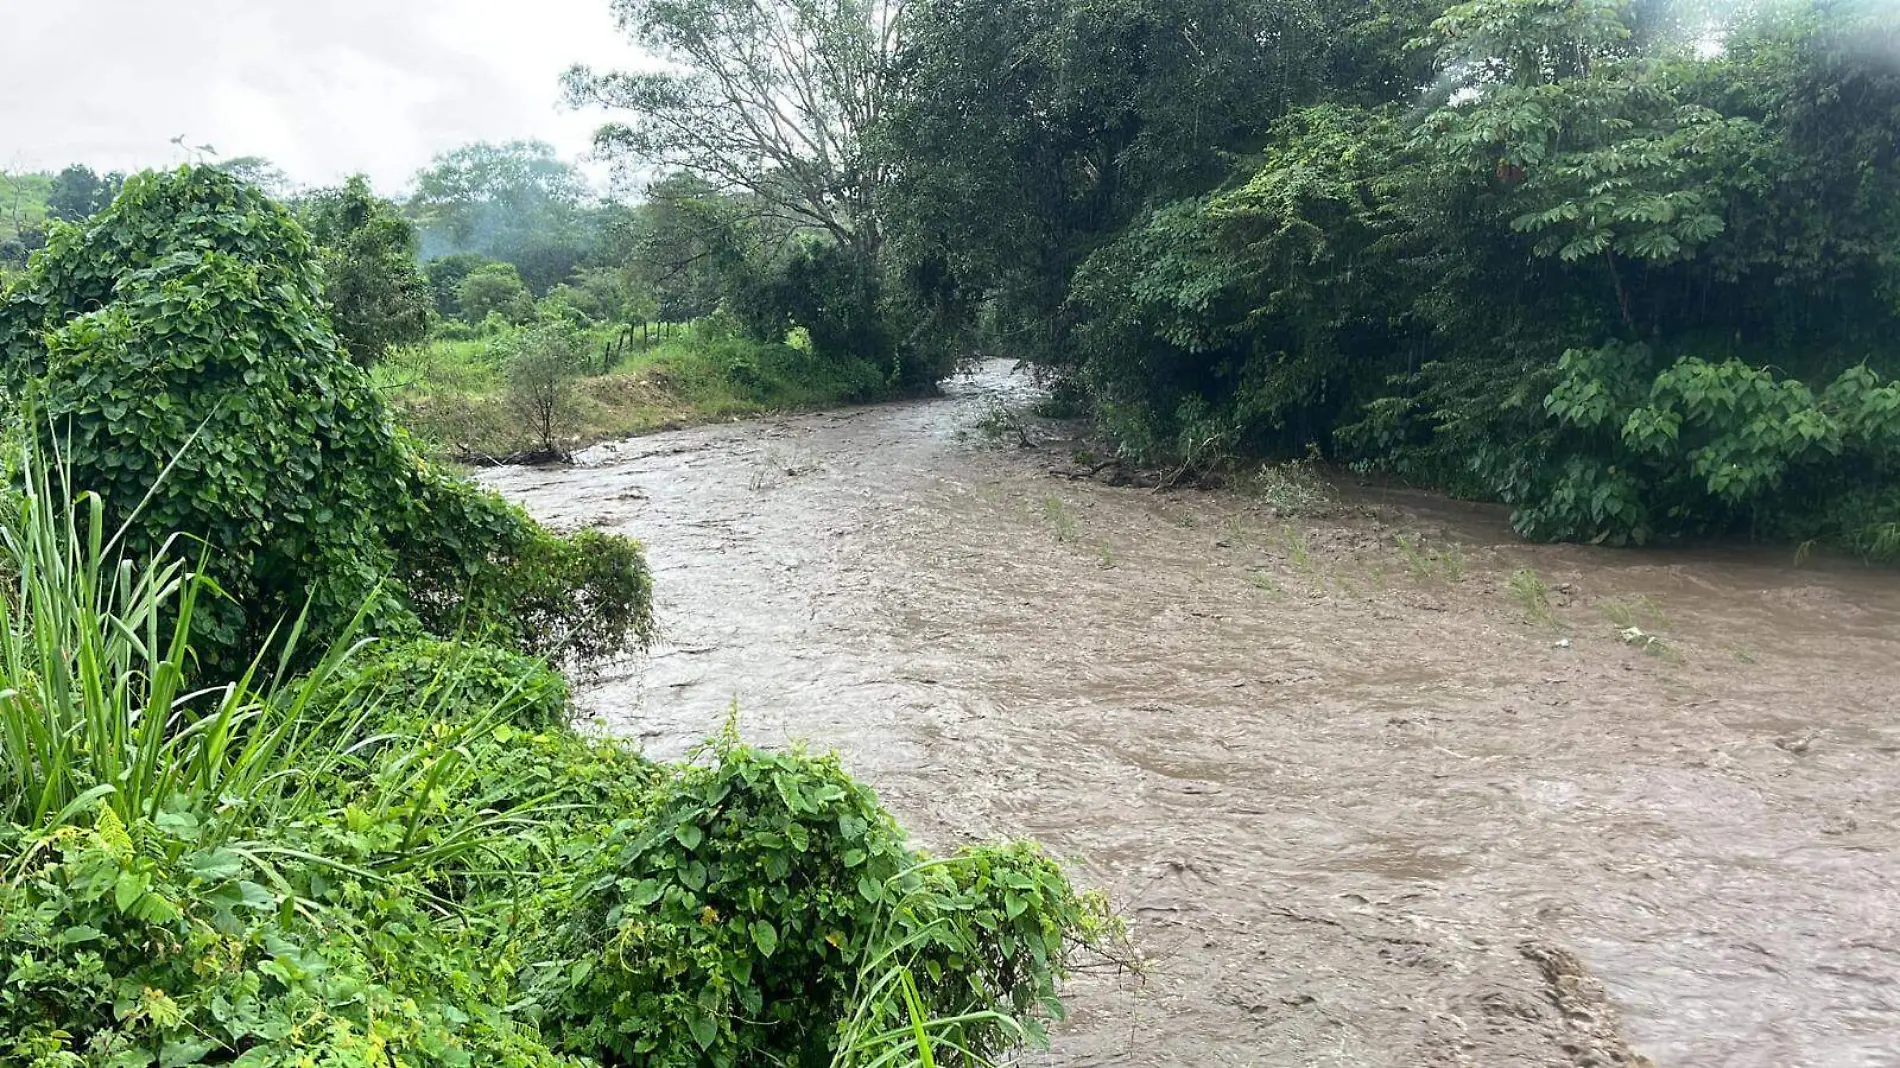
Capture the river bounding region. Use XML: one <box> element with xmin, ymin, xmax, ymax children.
<box><xmin>481</xmin><ymin>361</ymin><xmax>1900</xmax><ymax>1068</ymax></box>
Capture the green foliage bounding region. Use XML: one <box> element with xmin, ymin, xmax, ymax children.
<box><xmin>0</xmin><ymin>166</ymin><xmax>654</xmax><ymax>666</ymax></box>
<box><xmin>556</xmin><ymin>266</ymin><xmax>655</xmax><ymax>326</ymax></box>
<box><xmin>2</xmin><ymin>171</ymin><xmax>57</xmax><ymax>269</ymax></box>
<box><xmin>382</xmin><ymin>317</ymin><xmax>892</xmax><ymax>462</ymax></box>
<box><xmin>392</xmin><ymin>472</ymin><xmax>656</xmax><ymax>663</ymax></box>
<box><xmin>882</xmin><ymin>0</ymin><xmax>1900</xmax><ymax>558</ymax></box>
<box><xmin>570</xmin><ymin>4</ymin><xmax>959</xmax><ymax>396</ymax></box>
<box><xmin>409</xmin><ymin>141</ymin><xmax>594</xmax><ymax>294</ymax></box>
<box><xmin>1510</xmin><ymin>344</ymin><xmax>1900</xmax><ymax>551</ymax></box>
<box><xmin>1067</xmin><ymin>104</ymin><xmax>1411</xmax><ymax>463</ymax></box>
<box><xmin>423</xmin><ymin>251</ymin><xmax>499</xmax><ymax>318</ymax></box>
<box><xmin>1</xmin><ymin>454</ymin><xmax>333</xmax><ymax>833</ymax></box>
<box><xmin>0</xmin><ymin>166</ymin><xmax>414</xmax><ymax>662</ymax></box>
<box><xmin>459</xmin><ymin>261</ymin><xmax>537</xmax><ymax>324</ymax></box>
<box><xmin>1507</xmin><ymin>566</ymin><xmax>1553</xmax><ymax>623</ymax></box>
<box><xmin>626</xmin><ymin>174</ymin><xmax>739</xmax><ymax>324</ymax></box>
<box><xmin>0</xmin><ymin>452</ymin><xmax>589</xmax><ymax>1066</ymax></box>
<box><xmin>566</xmin><ymin>2</ymin><xmax>891</xmax><ymax>263</ymax></box>
<box><xmin>730</xmin><ymin>240</ymin><xmax>938</xmax><ymax>393</ymax></box>
<box><xmin>297</xmin><ymin>175</ymin><xmax>435</xmax><ymax>364</ymax></box>
<box><xmin>44</xmin><ymin>165</ymin><xmax>123</xmax><ymax>223</ymax></box>
<box><xmin>213</xmin><ymin>156</ymin><xmax>292</xmax><ymax>200</ymax></box>
<box><xmin>537</xmin><ymin>736</ymin><xmax>1111</xmax><ymax>1067</ymax></box>
<box><xmin>503</xmin><ymin>318</ymin><xmax>596</xmax><ymax>455</ymax></box>
<box><xmin>0</xmin><ymin>812</ymin><xmax>578</xmax><ymax>1068</ymax></box>
<box><xmin>879</xmin><ymin>0</ymin><xmax>1438</xmax><ymax>370</ymax></box>
<box><xmin>315</xmin><ymin>636</ymin><xmax>573</xmax><ymax>735</ymax></box>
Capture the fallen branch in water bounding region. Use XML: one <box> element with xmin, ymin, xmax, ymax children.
<box><xmin>1048</xmin><ymin>459</ymin><xmax>1123</xmax><ymax>481</ymax></box>
<box><xmin>455</xmin><ymin>447</ymin><xmax>573</xmax><ymax>468</ymax></box>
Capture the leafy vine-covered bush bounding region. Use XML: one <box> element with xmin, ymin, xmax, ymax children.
<box><xmin>1495</xmin><ymin>343</ymin><xmax>1900</xmax><ymax>550</ymax></box>
<box><xmin>393</xmin><ymin>474</ymin><xmax>656</xmax><ymax>662</ymax></box>
<box><xmin>0</xmin><ymin>812</ymin><xmax>578</xmax><ymax>1068</ymax></box>
<box><xmin>314</xmin><ymin>636</ymin><xmax>573</xmax><ymax>734</ymax></box>
<box><xmin>0</xmin><ymin>166</ymin><xmax>652</xmax><ymax>665</ymax></box>
<box><xmin>536</xmin><ymin>738</ymin><xmax>1113</xmax><ymax>1068</ymax></box>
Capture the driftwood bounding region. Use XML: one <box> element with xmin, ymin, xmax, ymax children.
<box><xmin>455</xmin><ymin>447</ymin><xmax>573</xmax><ymax>468</ymax></box>
<box><xmin>1048</xmin><ymin>459</ymin><xmax>1124</xmax><ymax>481</ymax></box>
<box><xmin>1047</xmin><ymin>457</ymin><xmax>1226</xmax><ymax>491</ymax></box>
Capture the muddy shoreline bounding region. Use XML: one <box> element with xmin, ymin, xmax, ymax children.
<box><xmin>482</xmin><ymin>363</ymin><xmax>1900</xmax><ymax>1068</ymax></box>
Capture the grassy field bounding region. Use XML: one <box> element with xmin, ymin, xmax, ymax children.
<box><xmin>375</xmin><ymin>320</ymin><xmax>893</xmax><ymax>460</ymax></box>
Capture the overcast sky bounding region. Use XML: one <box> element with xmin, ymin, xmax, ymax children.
<box><xmin>1</xmin><ymin>0</ymin><xmax>644</xmax><ymax>194</ymax></box>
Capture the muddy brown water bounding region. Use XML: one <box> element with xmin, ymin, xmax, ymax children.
<box><xmin>481</xmin><ymin>362</ymin><xmax>1900</xmax><ymax>1068</ymax></box>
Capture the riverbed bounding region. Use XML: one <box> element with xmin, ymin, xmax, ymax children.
<box><xmin>482</xmin><ymin>362</ymin><xmax>1900</xmax><ymax>1068</ymax></box>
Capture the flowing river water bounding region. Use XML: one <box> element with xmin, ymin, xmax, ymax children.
<box><xmin>481</xmin><ymin>362</ymin><xmax>1900</xmax><ymax>1068</ymax></box>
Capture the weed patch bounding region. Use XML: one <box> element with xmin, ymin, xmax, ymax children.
<box><xmin>1508</xmin><ymin>567</ymin><xmax>1554</xmax><ymax>624</ymax></box>
<box><xmin>1395</xmin><ymin>533</ymin><xmax>1466</xmax><ymax>584</ymax></box>
<box><xmin>1042</xmin><ymin>494</ymin><xmax>1079</xmax><ymax>542</ymax></box>
<box><xmin>1239</xmin><ymin>460</ymin><xmax>1337</xmax><ymax>518</ymax></box>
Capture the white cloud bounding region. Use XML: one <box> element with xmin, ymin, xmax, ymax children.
<box><xmin>0</xmin><ymin>0</ymin><xmax>642</xmax><ymax>194</ymax></box>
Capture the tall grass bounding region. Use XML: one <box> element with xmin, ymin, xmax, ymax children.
<box><xmin>0</xmin><ymin>443</ymin><xmax>549</xmax><ymax>886</ymax></box>
<box><xmin>830</xmin><ymin>862</ymin><xmax>1033</xmax><ymax>1068</ymax></box>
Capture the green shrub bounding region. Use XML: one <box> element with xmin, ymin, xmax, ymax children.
<box><xmin>394</xmin><ymin>474</ymin><xmax>655</xmax><ymax>663</ymax></box>
<box><xmin>459</xmin><ymin>262</ymin><xmax>536</xmax><ymax>324</ymax></box>
<box><xmin>0</xmin><ymin>452</ymin><xmax>587</xmax><ymax>1066</ymax></box>
<box><xmin>316</xmin><ymin>637</ymin><xmax>572</xmax><ymax>734</ymax></box>
<box><xmin>297</xmin><ymin>175</ymin><xmax>435</xmax><ymax>365</ymax></box>
<box><xmin>536</xmin><ymin>737</ymin><xmax>1111</xmax><ymax>1067</ymax></box>
<box><xmin>502</xmin><ymin>319</ymin><xmax>594</xmax><ymax>456</ymax></box>
<box><xmin>0</xmin><ymin>812</ymin><xmax>577</xmax><ymax>1068</ymax></box>
<box><xmin>422</xmin><ymin>251</ymin><xmax>496</xmax><ymax>318</ymax></box>
<box><xmin>728</xmin><ymin>240</ymin><xmax>949</xmax><ymax>394</ymax></box>
<box><xmin>0</xmin><ymin>166</ymin><xmax>653</xmax><ymax>666</ymax></box>
<box><xmin>0</xmin><ymin>166</ymin><xmax>410</xmax><ymax>663</ymax></box>
<box><xmin>1502</xmin><ymin>344</ymin><xmax>1900</xmax><ymax>552</ymax></box>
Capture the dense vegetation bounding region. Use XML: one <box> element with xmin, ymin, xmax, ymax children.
<box><xmin>0</xmin><ymin>167</ymin><xmax>1109</xmax><ymax>1064</ymax></box>
<box><xmin>0</xmin><ymin>167</ymin><xmax>654</xmax><ymax>667</ymax></box>
<box><xmin>1006</xmin><ymin>0</ymin><xmax>1900</xmax><ymax>555</ymax></box>
<box><xmin>557</xmin><ymin>0</ymin><xmax>1900</xmax><ymax>558</ymax></box>
<box><xmin>977</xmin><ymin>0</ymin><xmax>1900</xmax><ymax>554</ymax></box>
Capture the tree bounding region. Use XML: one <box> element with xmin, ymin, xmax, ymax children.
<box><xmin>502</xmin><ymin>319</ymin><xmax>593</xmax><ymax>456</ymax></box>
<box><xmin>555</xmin><ymin>265</ymin><xmax>654</xmax><ymax>324</ymax></box>
<box><xmin>564</xmin><ymin>0</ymin><xmax>909</xmax><ymax>259</ymax></box>
<box><xmin>626</xmin><ymin>171</ymin><xmax>751</xmax><ymax>322</ymax></box>
<box><xmin>45</xmin><ymin>165</ymin><xmax>121</xmax><ymax>221</ymax></box>
<box><xmin>297</xmin><ymin>175</ymin><xmax>434</xmax><ymax>364</ymax></box>
<box><xmin>215</xmin><ymin>155</ymin><xmax>292</xmax><ymax>198</ymax></box>
<box><xmin>408</xmin><ymin>141</ymin><xmax>593</xmax><ymax>292</ymax></box>
<box><xmin>874</xmin><ymin>0</ymin><xmax>1408</xmax><ymax>366</ymax></box>
<box><xmin>422</xmin><ymin>251</ymin><xmax>495</xmax><ymax>317</ymax></box>
<box><xmin>457</xmin><ymin>261</ymin><xmax>535</xmax><ymax>323</ymax></box>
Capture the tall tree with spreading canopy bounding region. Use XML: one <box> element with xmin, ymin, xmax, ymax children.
<box><xmin>564</xmin><ymin>0</ymin><xmax>909</xmax><ymax>259</ymax></box>
<box><xmin>407</xmin><ymin>141</ymin><xmax>594</xmax><ymax>292</ymax></box>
